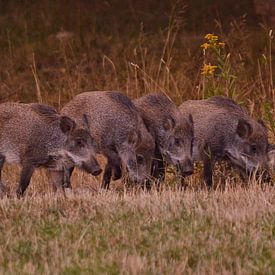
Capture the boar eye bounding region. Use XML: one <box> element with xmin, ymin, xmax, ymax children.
<box><xmin>250</xmin><ymin>144</ymin><xmax>257</xmax><ymax>154</ymax></box>
<box><xmin>175</xmin><ymin>138</ymin><xmax>182</xmax><ymax>146</ymax></box>
<box><xmin>76</xmin><ymin>139</ymin><xmax>84</xmax><ymax>148</ymax></box>
<box><xmin>137</xmin><ymin>154</ymin><xmax>144</xmax><ymax>164</ymax></box>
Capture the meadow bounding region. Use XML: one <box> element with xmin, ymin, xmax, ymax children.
<box><xmin>0</xmin><ymin>1</ymin><xmax>274</xmax><ymax>274</ymax></box>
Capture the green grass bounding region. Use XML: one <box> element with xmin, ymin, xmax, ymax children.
<box><xmin>0</xmin><ymin>185</ymin><xmax>274</xmax><ymax>274</ymax></box>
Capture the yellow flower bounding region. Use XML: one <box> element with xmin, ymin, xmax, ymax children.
<box><xmin>205</xmin><ymin>33</ymin><xmax>218</xmax><ymax>42</ymax></box>
<box><xmin>201</xmin><ymin>34</ymin><xmax>225</xmax><ymax>52</ymax></box>
<box><xmin>201</xmin><ymin>64</ymin><xmax>218</xmax><ymax>75</ymax></box>
<box><xmin>200</xmin><ymin>42</ymin><xmax>210</xmax><ymax>50</ymax></box>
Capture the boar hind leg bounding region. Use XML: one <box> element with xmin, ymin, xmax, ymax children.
<box><xmin>16</xmin><ymin>165</ymin><xmax>35</xmax><ymax>198</ymax></box>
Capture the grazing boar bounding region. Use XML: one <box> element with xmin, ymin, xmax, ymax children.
<box><xmin>61</xmin><ymin>91</ymin><xmax>155</xmax><ymax>189</ymax></box>
<box><xmin>179</xmin><ymin>96</ymin><xmax>271</xmax><ymax>187</ymax></box>
<box><xmin>133</xmin><ymin>93</ymin><xmax>194</xmax><ymax>182</ymax></box>
<box><xmin>0</xmin><ymin>102</ymin><xmax>101</xmax><ymax>197</ymax></box>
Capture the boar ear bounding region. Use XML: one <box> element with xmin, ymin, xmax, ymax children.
<box><xmin>163</xmin><ymin>115</ymin><xmax>175</xmax><ymax>131</ymax></box>
<box><xmin>128</xmin><ymin>131</ymin><xmax>139</xmax><ymax>146</ymax></box>
<box><xmin>82</xmin><ymin>114</ymin><xmax>91</xmax><ymax>131</ymax></box>
<box><xmin>236</xmin><ymin>119</ymin><xmax>252</xmax><ymax>138</ymax></box>
<box><xmin>60</xmin><ymin>116</ymin><xmax>76</xmax><ymax>134</ymax></box>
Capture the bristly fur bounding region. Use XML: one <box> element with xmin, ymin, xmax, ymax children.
<box><xmin>179</xmin><ymin>96</ymin><xmax>270</xmax><ymax>186</ymax></box>
<box><xmin>61</xmin><ymin>91</ymin><xmax>155</xmax><ymax>188</ymax></box>
<box><xmin>107</xmin><ymin>91</ymin><xmax>136</xmax><ymax>111</ymax></box>
<box><xmin>0</xmin><ymin>102</ymin><xmax>99</xmax><ymax>197</ymax></box>
<box><xmin>206</xmin><ymin>96</ymin><xmax>247</xmax><ymax>113</ymax></box>
<box><xmin>29</xmin><ymin>103</ymin><xmax>60</xmax><ymax>123</ymax></box>
<box><xmin>134</xmin><ymin>92</ymin><xmax>194</xmax><ymax>180</ymax></box>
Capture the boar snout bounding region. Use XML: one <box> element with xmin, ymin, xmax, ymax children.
<box><xmin>126</xmin><ymin>157</ymin><xmax>138</xmax><ymax>172</ymax></box>
<box><xmin>81</xmin><ymin>157</ymin><xmax>102</xmax><ymax>176</ymax></box>
<box><xmin>178</xmin><ymin>158</ymin><xmax>194</xmax><ymax>177</ymax></box>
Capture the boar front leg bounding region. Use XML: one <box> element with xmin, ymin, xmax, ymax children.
<box><xmin>16</xmin><ymin>164</ymin><xmax>35</xmax><ymax>198</ymax></box>
<box><xmin>203</xmin><ymin>155</ymin><xmax>215</xmax><ymax>188</ymax></box>
<box><xmin>102</xmin><ymin>160</ymin><xmax>112</xmax><ymax>189</ymax></box>
<box><xmin>63</xmin><ymin>167</ymin><xmax>74</xmax><ymax>188</ymax></box>
<box><xmin>112</xmin><ymin>159</ymin><xmax>122</xmax><ymax>181</ymax></box>
<box><xmin>0</xmin><ymin>155</ymin><xmax>6</xmax><ymax>192</ymax></box>
<box><xmin>151</xmin><ymin>146</ymin><xmax>165</xmax><ymax>183</ymax></box>
<box><xmin>102</xmin><ymin>151</ymin><xmax>121</xmax><ymax>189</ymax></box>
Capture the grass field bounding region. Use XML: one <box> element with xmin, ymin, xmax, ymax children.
<box><xmin>0</xmin><ymin>1</ymin><xmax>274</xmax><ymax>274</ymax></box>
<box><xmin>0</xmin><ymin>173</ymin><xmax>274</xmax><ymax>274</ymax></box>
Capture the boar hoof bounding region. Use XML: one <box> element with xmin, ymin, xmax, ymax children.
<box><xmin>16</xmin><ymin>189</ymin><xmax>24</xmax><ymax>199</ymax></box>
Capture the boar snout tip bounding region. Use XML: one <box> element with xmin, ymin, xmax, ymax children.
<box><xmin>182</xmin><ymin>169</ymin><xmax>194</xmax><ymax>177</ymax></box>
<box><xmin>178</xmin><ymin>160</ymin><xmax>194</xmax><ymax>177</ymax></box>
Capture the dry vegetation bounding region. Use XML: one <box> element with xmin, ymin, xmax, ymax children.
<box><xmin>0</xmin><ymin>0</ymin><xmax>274</xmax><ymax>274</ymax></box>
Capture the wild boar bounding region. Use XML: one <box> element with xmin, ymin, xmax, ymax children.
<box><xmin>0</xmin><ymin>102</ymin><xmax>101</xmax><ymax>197</ymax></box>
<box><xmin>179</xmin><ymin>96</ymin><xmax>270</xmax><ymax>187</ymax></box>
<box><xmin>133</xmin><ymin>93</ymin><xmax>194</xmax><ymax>182</ymax></box>
<box><xmin>61</xmin><ymin>91</ymin><xmax>155</xmax><ymax>189</ymax></box>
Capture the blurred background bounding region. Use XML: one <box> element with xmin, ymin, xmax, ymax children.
<box><xmin>0</xmin><ymin>0</ymin><xmax>274</xmax><ymax>137</ymax></box>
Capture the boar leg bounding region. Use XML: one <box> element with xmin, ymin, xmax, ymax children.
<box><xmin>112</xmin><ymin>159</ymin><xmax>122</xmax><ymax>181</ymax></box>
<box><xmin>102</xmin><ymin>160</ymin><xmax>112</xmax><ymax>189</ymax></box>
<box><xmin>16</xmin><ymin>165</ymin><xmax>35</xmax><ymax>198</ymax></box>
<box><xmin>0</xmin><ymin>155</ymin><xmax>6</xmax><ymax>192</ymax></box>
<box><xmin>178</xmin><ymin>176</ymin><xmax>188</xmax><ymax>190</ymax></box>
<box><xmin>102</xmin><ymin>151</ymin><xmax>121</xmax><ymax>189</ymax></box>
<box><xmin>203</xmin><ymin>156</ymin><xmax>215</xmax><ymax>188</ymax></box>
<box><xmin>151</xmin><ymin>146</ymin><xmax>165</xmax><ymax>182</ymax></box>
<box><xmin>63</xmin><ymin>167</ymin><xmax>74</xmax><ymax>188</ymax></box>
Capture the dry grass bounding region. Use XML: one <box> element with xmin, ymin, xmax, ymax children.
<box><xmin>0</xmin><ymin>1</ymin><xmax>274</xmax><ymax>274</ymax></box>
<box><xmin>0</xmin><ymin>182</ymin><xmax>274</xmax><ymax>274</ymax></box>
